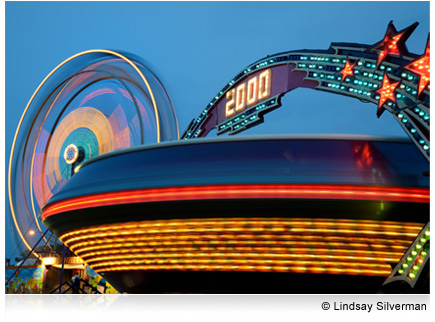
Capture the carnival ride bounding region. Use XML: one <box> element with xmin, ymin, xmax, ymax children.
<box><xmin>7</xmin><ymin>21</ymin><xmax>430</xmax><ymax>293</ymax></box>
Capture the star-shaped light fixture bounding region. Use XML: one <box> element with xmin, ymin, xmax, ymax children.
<box><xmin>340</xmin><ymin>60</ymin><xmax>356</xmax><ymax>82</ymax></box>
<box><xmin>374</xmin><ymin>73</ymin><xmax>400</xmax><ymax>117</ymax></box>
<box><xmin>405</xmin><ymin>36</ymin><xmax>430</xmax><ymax>96</ymax></box>
<box><xmin>370</xmin><ymin>21</ymin><xmax>419</xmax><ymax>67</ymax></box>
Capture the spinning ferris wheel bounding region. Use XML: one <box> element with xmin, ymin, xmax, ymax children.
<box><xmin>8</xmin><ymin>50</ymin><xmax>179</xmax><ymax>257</ymax></box>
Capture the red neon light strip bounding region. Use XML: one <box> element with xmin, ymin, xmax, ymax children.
<box><xmin>41</xmin><ymin>184</ymin><xmax>429</xmax><ymax>220</ymax></box>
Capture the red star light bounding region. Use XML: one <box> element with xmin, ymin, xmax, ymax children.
<box><xmin>405</xmin><ymin>36</ymin><xmax>430</xmax><ymax>96</ymax></box>
<box><xmin>340</xmin><ymin>60</ymin><xmax>356</xmax><ymax>81</ymax></box>
<box><xmin>370</xmin><ymin>21</ymin><xmax>418</xmax><ymax>67</ymax></box>
<box><xmin>375</xmin><ymin>73</ymin><xmax>400</xmax><ymax>117</ymax></box>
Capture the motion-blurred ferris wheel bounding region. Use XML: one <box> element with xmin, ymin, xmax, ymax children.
<box><xmin>8</xmin><ymin>50</ymin><xmax>179</xmax><ymax>257</ymax></box>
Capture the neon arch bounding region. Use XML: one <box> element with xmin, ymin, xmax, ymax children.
<box><xmin>182</xmin><ymin>21</ymin><xmax>429</xmax><ymax>162</ymax></box>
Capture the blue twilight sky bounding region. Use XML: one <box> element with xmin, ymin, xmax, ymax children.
<box><xmin>4</xmin><ymin>1</ymin><xmax>430</xmax><ymax>259</ymax></box>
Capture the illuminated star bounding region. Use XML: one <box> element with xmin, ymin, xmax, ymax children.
<box><xmin>370</xmin><ymin>21</ymin><xmax>418</xmax><ymax>67</ymax></box>
<box><xmin>405</xmin><ymin>36</ymin><xmax>430</xmax><ymax>96</ymax></box>
<box><xmin>340</xmin><ymin>60</ymin><xmax>356</xmax><ymax>82</ymax></box>
<box><xmin>374</xmin><ymin>73</ymin><xmax>400</xmax><ymax>117</ymax></box>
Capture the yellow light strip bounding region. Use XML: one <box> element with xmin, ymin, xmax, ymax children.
<box><xmin>89</xmin><ymin>258</ymin><xmax>393</xmax><ymax>268</ymax></box>
<box><xmin>63</xmin><ymin>226</ymin><xmax>420</xmax><ymax>241</ymax></box>
<box><xmin>60</xmin><ymin>218</ymin><xmax>423</xmax><ymax>241</ymax></box>
<box><xmin>59</xmin><ymin>217</ymin><xmax>423</xmax><ymax>277</ymax></box>
<box><xmin>62</xmin><ymin>234</ymin><xmax>412</xmax><ymax>251</ymax></box>
<box><xmin>82</xmin><ymin>250</ymin><xmax>405</xmax><ymax>264</ymax></box>
<box><xmin>9</xmin><ymin>49</ymin><xmax>162</xmax><ymax>254</ymax></box>
<box><xmin>73</xmin><ymin>243</ymin><xmax>410</xmax><ymax>262</ymax></box>
<box><xmin>66</xmin><ymin>234</ymin><xmax>414</xmax><ymax>254</ymax></box>
<box><xmin>94</xmin><ymin>264</ymin><xmax>392</xmax><ymax>276</ymax></box>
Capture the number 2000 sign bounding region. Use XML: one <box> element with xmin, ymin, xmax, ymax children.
<box><xmin>226</xmin><ymin>69</ymin><xmax>272</xmax><ymax>117</ymax></box>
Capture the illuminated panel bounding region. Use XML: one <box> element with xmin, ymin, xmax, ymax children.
<box><xmin>42</xmin><ymin>184</ymin><xmax>429</xmax><ymax>219</ymax></box>
<box><xmin>216</xmin><ymin>67</ymin><xmax>283</xmax><ymax>127</ymax></box>
<box><xmin>225</xmin><ymin>69</ymin><xmax>272</xmax><ymax>118</ymax></box>
<box><xmin>60</xmin><ymin>218</ymin><xmax>424</xmax><ymax>277</ymax></box>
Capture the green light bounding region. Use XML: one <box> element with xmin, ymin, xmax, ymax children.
<box><xmin>398</xmin><ymin>269</ymin><xmax>404</xmax><ymax>274</ymax></box>
<box><xmin>403</xmin><ymin>263</ymin><xmax>409</xmax><ymax>268</ymax></box>
<box><xmin>409</xmin><ymin>273</ymin><xmax>415</xmax><ymax>278</ymax></box>
<box><xmin>425</xmin><ymin>231</ymin><xmax>430</xmax><ymax>236</ymax></box>
<box><xmin>411</xmin><ymin>251</ymin><xmax>417</xmax><ymax>256</ymax></box>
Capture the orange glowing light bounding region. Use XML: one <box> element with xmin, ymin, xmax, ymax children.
<box><xmin>405</xmin><ymin>37</ymin><xmax>430</xmax><ymax>95</ymax></box>
<box><xmin>370</xmin><ymin>22</ymin><xmax>418</xmax><ymax>67</ymax></box>
<box><xmin>376</xmin><ymin>33</ymin><xmax>404</xmax><ymax>66</ymax></box>
<box><xmin>42</xmin><ymin>184</ymin><xmax>429</xmax><ymax>219</ymax></box>
<box><xmin>340</xmin><ymin>60</ymin><xmax>356</xmax><ymax>81</ymax></box>
<box><xmin>375</xmin><ymin>74</ymin><xmax>400</xmax><ymax>117</ymax></box>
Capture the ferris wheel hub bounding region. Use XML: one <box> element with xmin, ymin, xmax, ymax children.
<box><xmin>64</xmin><ymin>144</ymin><xmax>81</xmax><ymax>165</ymax></box>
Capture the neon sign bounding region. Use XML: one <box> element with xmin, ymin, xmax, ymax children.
<box><xmin>226</xmin><ymin>69</ymin><xmax>272</xmax><ymax>117</ymax></box>
<box><xmin>182</xmin><ymin>21</ymin><xmax>430</xmax><ymax>162</ymax></box>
